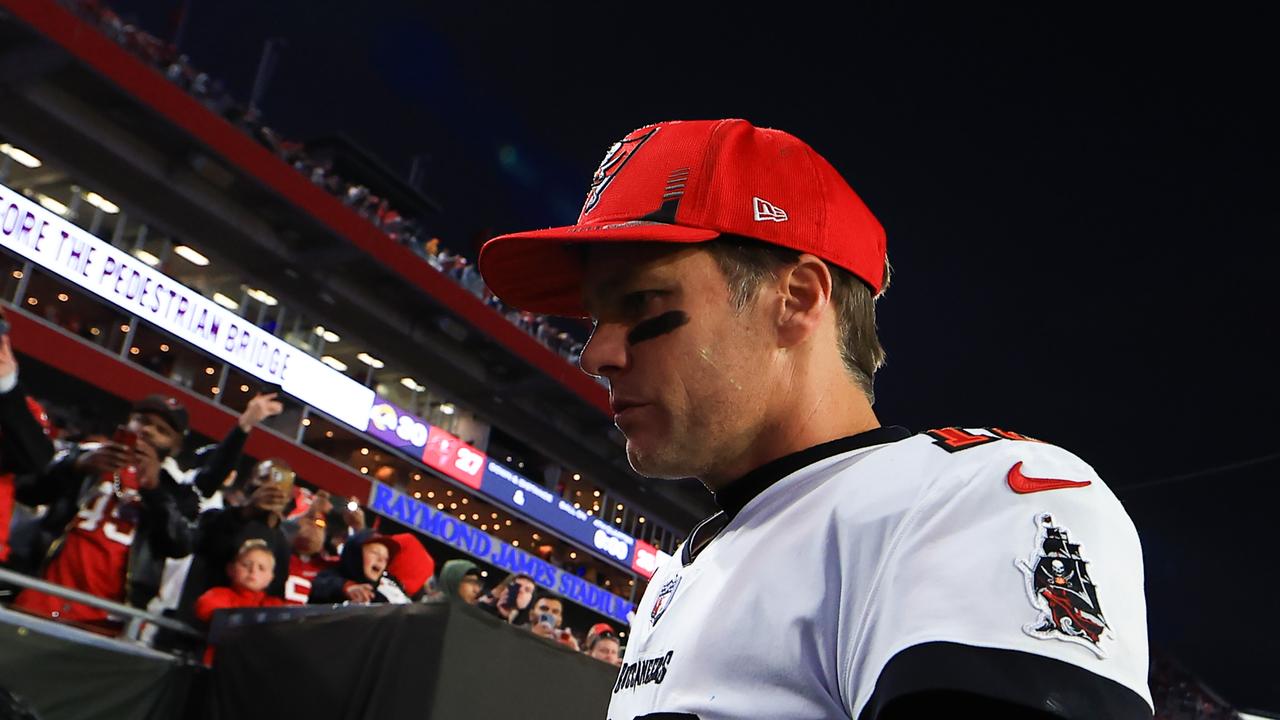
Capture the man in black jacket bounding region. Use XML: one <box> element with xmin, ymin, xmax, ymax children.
<box><xmin>12</xmin><ymin>395</ymin><xmax>197</xmax><ymax>631</ymax></box>
<box><xmin>175</xmin><ymin>458</ymin><xmax>296</xmax><ymax>621</ymax></box>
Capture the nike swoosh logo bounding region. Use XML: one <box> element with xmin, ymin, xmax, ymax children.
<box><xmin>1007</xmin><ymin>461</ymin><xmax>1092</xmax><ymax>494</ymax></box>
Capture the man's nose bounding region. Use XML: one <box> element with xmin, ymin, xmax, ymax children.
<box><xmin>578</xmin><ymin>323</ymin><xmax>628</xmax><ymax>379</ymax></box>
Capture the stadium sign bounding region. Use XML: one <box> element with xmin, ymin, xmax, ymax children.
<box><xmin>0</xmin><ymin>181</ymin><xmax>376</xmax><ymax>430</ymax></box>
<box><xmin>480</xmin><ymin>458</ymin><xmax>639</xmax><ymax>570</ymax></box>
<box><xmin>367</xmin><ymin>480</ymin><xmax>635</xmax><ymax>624</ymax></box>
<box><xmin>408</xmin><ymin>416</ymin><xmax>643</xmax><ymax>572</ymax></box>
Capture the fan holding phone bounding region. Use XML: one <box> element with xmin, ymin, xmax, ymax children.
<box><xmin>11</xmin><ymin>394</ymin><xmax>198</xmax><ymax>627</ymax></box>
<box><xmin>526</xmin><ymin>593</ymin><xmax>580</xmax><ymax>650</ymax></box>
<box><xmin>75</xmin><ymin>395</ymin><xmax>189</xmax><ymax>491</ymax></box>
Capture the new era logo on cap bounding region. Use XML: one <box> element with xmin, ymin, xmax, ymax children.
<box><xmin>752</xmin><ymin>196</ymin><xmax>789</xmax><ymax>223</ymax></box>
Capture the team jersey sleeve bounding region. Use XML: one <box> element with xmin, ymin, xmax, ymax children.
<box><xmin>846</xmin><ymin>436</ymin><xmax>1153</xmax><ymax>719</ymax></box>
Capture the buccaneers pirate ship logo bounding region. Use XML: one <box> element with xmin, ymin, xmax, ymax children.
<box><xmin>1017</xmin><ymin>513</ymin><xmax>1114</xmax><ymax>657</ymax></box>
<box><xmin>581</xmin><ymin>126</ymin><xmax>658</xmax><ymax>216</ymax></box>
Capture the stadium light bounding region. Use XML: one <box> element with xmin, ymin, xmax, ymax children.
<box><xmin>173</xmin><ymin>245</ymin><xmax>209</xmax><ymax>266</ymax></box>
<box><xmin>83</xmin><ymin>191</ymin><xmax>120</xmax><ymax>214</ymax></box>
<box><xmin>132</xmin><ymin>248</ymin><xmax>161</xmax><ymax>267</ymax></box>
<box><xmin>0</xmin><ymin>143</ymin><xmax>41</xmax><ymax>168</ymax></box>
<box><xmin>400</xmin><ymin>377</ymin><xmax>426</xmax><ymax>392</ymax></box>
<box><xmin>320</xmin><ymin>356</ymin><xmax>348</xmax><ymax>372</ymax></box>
<box><xmin>356</xmin><ymin>352</ymin><xmax>385</xmax><ymax>369</ymax></box>
<box><xmin>439</xmin><ymin>403</ymin><xmax>455</xmax><ymax>415</ymax></box>
<box><xmin>37</xmin><ymin>194</ymin><xmax>68</xmax><ymax>216</ymax></box>
<box><xmin>313</xmin><ymin>325</ymin><xmax>340</xmax><ymax>343</ymax></box>
<box><xmin>245</xmin><ymin>288</ymin><xmax>278</xmax><ymax>306</ymax></box>
<box><xmin>212</xmin><ymin>292</ymin><xmax>240</xmax><ymax>310</ymax></box>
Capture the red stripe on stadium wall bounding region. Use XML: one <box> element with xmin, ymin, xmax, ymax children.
<box><xmin>8</xmin><ymin>309</ymin><xmax>370</xmax><ymax>501</ymax></box>
<box><xmin>0</xmin><ymin>0</ymin><xmax>610</xmax><ymax>417</ymax></box>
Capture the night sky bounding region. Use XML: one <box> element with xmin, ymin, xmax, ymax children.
<box><xmin>103</xmin><ymin>0</ymin><xmax>1280</xmax><ymax>709</ymax></box>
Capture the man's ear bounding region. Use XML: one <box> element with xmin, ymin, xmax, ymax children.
<box><xmin>775</xmin><ymin>254</ymin><xmax>833</xmax><ymax>348</ymax></box>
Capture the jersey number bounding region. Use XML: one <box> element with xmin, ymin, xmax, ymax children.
<box><xmin>925</xmin><ymin>427</ymin><xmax>1041</xmax><ymax>453</ymax></box>
<box><xmin>75</xmin><ymin>491</ymin><xmax>136</xmax><ymax>546</ymax></box>
<box><xmin>284</xmin><ymin>575</ymin><xmax>312</xmax><ymax>604</ymax></box>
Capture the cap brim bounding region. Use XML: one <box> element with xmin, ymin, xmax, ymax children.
<box><xmin>365</xmin><ymin>535</ymin><xmax>400</xmax><ymax>559</ymax></box>
<box><xmin>478</xmin><ymin>222</ymin><xmax>720</xmax><ymax>317</ymax></box>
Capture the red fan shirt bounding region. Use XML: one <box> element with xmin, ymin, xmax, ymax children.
<box><xmin>196</xmin><ymin>585</ymin><xmax>291</xmax><ymax>665</ymax></box>
<box><xmin>14</xmin><ymin>469</ymin><xmax>143</xmax><ymax>624</ymax></box>
<box><xmin>195</xmin><ymin>585</ymin><xmax>290</xmax><ymax>623</ymax></box>
<box><xmin>284</xmin><ymin>552</ymin><xmax>337</xmax><ymax>605</ymax></box>
<box><xmin>0</xmin><ymin>473</ymin><xmax>14</xmax><ymax>564</ymax></box>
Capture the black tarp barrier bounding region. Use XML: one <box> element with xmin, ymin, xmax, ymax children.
<box><xmin>207</xmin><ymin>601</ymin><xmax>616</xmax><ymax>720</ymax></box>
<box><xmin>0</xmin><ymin>607</ymin><xmax>197</xmax><ymax>720</ymax></box>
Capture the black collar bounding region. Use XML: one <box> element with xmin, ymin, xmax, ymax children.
<box><xmin>680</xmin><ymin>425</ymin><xmax>912</xmax><ymax>566</ymax></box>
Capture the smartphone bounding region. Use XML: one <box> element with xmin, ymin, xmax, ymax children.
<box><xmin>267</xmin><ymin>464</ymin><xmax>296</xmax><ymax>495</ymax></box>
<box><xmin>0</xmin><ymin>317</ymin><xmax>10</xmax><ymax>337</ymax></box>
<box><xmin>112</xmin><ymin>425</ymin><xmax>139</xmax><ymax>449</ymax></box>
<box><xmin>259</xmin><ymin>383</ymin><xmax>283</xmax><ymax>398</ymax></box>
<box><xmin>538</xmin><ymin>612</ymin><xmax>556</xmax><ymax>628</ymax></box>
<box><xmin>502</xmin><ymin>581</ymin><xmax>519</xmax><ymax>606</ymax></box>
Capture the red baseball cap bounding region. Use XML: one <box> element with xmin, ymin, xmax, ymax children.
<box><xmin>478</xmin><ymin>119</ymin><xmax>886</xmax><ymax>317</ymax></box>
<box><xmin>362</xmin><ymin>533</ymin><xmax>400</xmax><ymax>560</ymax></box>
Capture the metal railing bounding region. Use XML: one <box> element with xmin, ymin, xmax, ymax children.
<box><xmin>0</xmin><ymin>566</ymin><xmax>203</xmax><ymax>641</ymax></box>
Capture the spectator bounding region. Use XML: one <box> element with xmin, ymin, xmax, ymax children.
<box><xmin>221</xmin><ymin>481</ymin><xmax>247</xmax><ymax>509</ymax></box>
<box><xmin>309</xmin><ymin>531</ymin><xmax>408</xmax><ymax>605</ymax></box>
<box><xmin>194</xmin><ymin>538</ymin><xmax>290</xmax><ymax>664</ymax></box>
<box><xmin>475</xmin><ymin>572</ymin><xmax>534</xmax><ymax>623</ymax></box>
<box><xmin>523</xmin><ymin>592</ymin><xmax>579</xmax><ymax>650</ymax></box>
<box><xmin>189</xmin><ymin>393</ymin><xmax>282</xmax><ymax>502</ymax></box>
<box><xmin>437</xmin><ymin>559</ymin><xmax>483</xmax><ymax>605</ymax></box>
<box><xmin>12</xmin><ymin>395</ymin><xmax>197</xmax><ymax>631</ymax></box>
<box><xmin>147</xmin><ymin>392</ymin><xmax>282</xmax><ymax>621</ymax></box>
<box><xmin>584</xmin><ymin>623</ymin><xmax>622</xmax><ymax>666</ymax></box>
<box><xmin>0</xmin><ymin>318</ymin><xmax>56</xmax><ymax>566</ymax></box>
<box><xmin>176</xmin><ymin>459</ymin><xmax>296</xmax><ymax>622</ymax></box>
<box><xmin>284</xmin><ymin>483</ymin><xmax>327</xmax><ymax>522</ymax></box>
<box><xmin>281</xmin><ymin>497</ymin><xmax>336</xmax><ymax>605</ymax></box>
<box><xmin>321</xmin><ymin>498</ymin><xmax>366</xmax><ymax>557</ymax></box>
<box><xmin>194</xmin><ymin>539</ymin><xmax>288</xmax><ymax>624</ymax></box>
<box><xmin>385</xmin><ymin>532</ymin><xmax>434</xmax><ymax>602</ymax></box>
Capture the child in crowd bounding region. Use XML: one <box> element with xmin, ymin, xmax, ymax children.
<box><xmin>309</xmin><ymin>531</ymin><xmax>409</xmax><ymax>604</ymax></box>
<box><xmin>195</xmin><ymin>539</ymin><xmax>290</xmax><ymax>622</ymax></box>
<box><xmin>194</xmin><ymin>539</ymin><xmax>289</xmax><ymax>664</ymax></box>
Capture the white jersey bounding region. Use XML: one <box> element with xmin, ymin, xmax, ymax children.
<box><xmin>608</xmin><ymin>427</ymin><xmax>1153</xmax><ymax>720</ymax></box>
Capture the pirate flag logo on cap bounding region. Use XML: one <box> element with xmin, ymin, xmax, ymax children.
<box><xmin>1017</xmin><ymin>513</ymin><xmax>1114</xmax><ymax>657</ymax></box>
<box><xmin>581</xmin><ymin>126</ymin><xmax>658</xmax><ymax>216</ymax></box>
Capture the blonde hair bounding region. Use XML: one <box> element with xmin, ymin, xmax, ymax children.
<box><xmin>235</xmin><ymin>538</ymin><xmax>275</xmax><ymax>563</ymax></box>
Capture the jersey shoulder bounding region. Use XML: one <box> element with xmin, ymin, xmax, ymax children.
<box><xmin>854</xmin><ymin>426</ymin><xmax>1128</xmax><ymax>522</ymax></box>
<box><xmin>891</xmin><ymin>426</ymin><xmax>1108</xmax><ymax>495</ymax></box>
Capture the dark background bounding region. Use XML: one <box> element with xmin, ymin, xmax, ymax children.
<box><xmin>97</xmin><ymin>0</ymin><xmax>1280</xmax><ymax>710</ymax></box>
